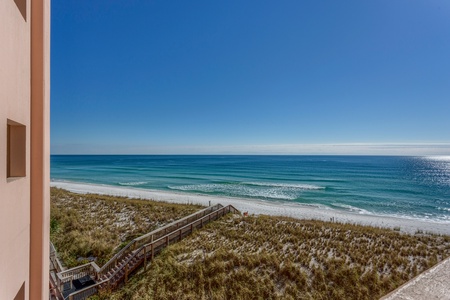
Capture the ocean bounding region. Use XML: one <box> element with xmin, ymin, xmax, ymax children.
<box><xmin>51</xmin><ymin>155</ymin><xmax>450</xmax><ymax>223</ymax></box>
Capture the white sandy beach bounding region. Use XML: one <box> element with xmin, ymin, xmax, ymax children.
<box><xmin>51</xmin><ymin>181</ymin><xmax>450</xmax><ymax>236</ymax></box>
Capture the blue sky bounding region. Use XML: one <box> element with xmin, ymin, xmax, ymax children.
<box><xmin>51</xmin><ymin>0</ymin><xmax>450</xmax><ymax>155</ymax></box>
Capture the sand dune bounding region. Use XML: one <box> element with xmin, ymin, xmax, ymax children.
<box><xmin>51</xmin><ymin>180</ymin><xmax>450</xmax><ymax>235</ymax></box>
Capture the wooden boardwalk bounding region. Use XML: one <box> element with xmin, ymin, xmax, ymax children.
<box><xmin>50</xmin><ymin>203</ymin><xmax>239</xmax><ymax>300</ymax></box>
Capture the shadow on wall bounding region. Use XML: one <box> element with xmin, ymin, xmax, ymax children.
<box><xmin>14</xmin><ymin>0</ymin><xmax>26</xmax><ymax>21</ymax></box>
<box><xmin>14</xmin><ymin>282</ymin><xmax>25</xmax><ymax>300</ymax></box>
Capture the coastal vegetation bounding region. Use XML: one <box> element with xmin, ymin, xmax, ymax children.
<box><xmin>50</xmin><ymin>188</ymin><xmax>203</xmax><ymax>267</ymax></box>
<box><xmin>109</xmin><ymin>214</ymin><xmax>450</xmax><ymax>300</ymax></box>
<box><xmin>51</xmin><ymin>188</ymin><xmax>450</xmax><ymax>299</ymax></box>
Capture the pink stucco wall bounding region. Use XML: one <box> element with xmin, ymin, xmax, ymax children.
<box><xmin>0</xmin><ymin>0</ymin><xmax>50</xmax><ymax>299</ymax></box>
<box><xmin>0</xmin><ymin>0</ymin><xmax>32</xmax><ymax>298</ymax></box>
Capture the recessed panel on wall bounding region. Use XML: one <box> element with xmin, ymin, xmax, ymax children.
<box><xmin>7</xmin><ymin>119</ymin><xmax>26</xmax><ymax>178</ymax></box>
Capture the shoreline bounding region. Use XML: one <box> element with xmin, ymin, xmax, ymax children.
<box><xmin>51</xmin><ymin>180</ymin><xmax>450</xmax><ymax>235</ymax></box>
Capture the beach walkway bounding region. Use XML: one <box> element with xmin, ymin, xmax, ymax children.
<box><xmin>50</xmin><ymin>203</ymin><xmax>239</xmax><ymax>300</ymax></box>
<box><xmin>381</xmin><ymin>256</ymin><xmax>450</xmax><ymax>300</ymax></box>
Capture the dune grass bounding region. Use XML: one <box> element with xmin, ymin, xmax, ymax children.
<box><xmin>50</xmin><ymin>187</ymin><xmax>204</xmax><ymax>268</ymax></box>
<box><xmin>108</xmin><ymin>214</ymin><xmax>450</xmax><ymax>300</ymax></box>
<box><xmin>51</xmin><ymin>188</ymin><xmax>450</xmax><ymax>299</ymax></box>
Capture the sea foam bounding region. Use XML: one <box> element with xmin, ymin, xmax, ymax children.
<box><xmin>244</xmin><ymin>182</ymin><xmax>324</xmax><ymax>190</ymax></box>
<box><xmin>118</xmin><ymin>181</ymin><xmax>148</xmax><ymax>186</ymax></box>
<box><xmin>167</xmin><ymin>182</ymin><xmax>314</xmax><ymax>200</ymax></box>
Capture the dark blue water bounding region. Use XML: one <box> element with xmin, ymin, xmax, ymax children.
<box><xmin>51</xmin><ymin>155</ymin><xmax>450</xmax><ymax>223</ymax></box>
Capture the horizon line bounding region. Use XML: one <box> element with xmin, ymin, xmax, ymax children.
<box><xmin>50</xmin><ymin>142</ymin><xmax>450</xmax><ymax>156</ymax></box>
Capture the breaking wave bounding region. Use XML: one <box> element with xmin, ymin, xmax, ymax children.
<box><xmin>244</xmin><ymin>182</ymin><xmax>324</xmax><ymax>190</ymax></box>
<box><xmin>118</xmin><ymin>181</ymin><xmax>148</xmax><ymax>186</ymax></box>
<box><xmin>168</xmin><ymin>181</ymin><xmax>323</xmax><ymax>201</ymax></box>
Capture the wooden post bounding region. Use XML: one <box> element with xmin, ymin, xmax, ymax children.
<box><xmin>144</xmin><ymin>247</ymin><xmax>147</xmax><ymax>271</ymax></box>
<box><xmin>179</xmin><ymin>229</ymin><xmax>182</xmax><ymax>240</ymax></box>
<box><xmin>125</xmin><ymin>264</ymin><xmax>128</xmax><ymax>283</ymax></box>
<box><xmin>151</xmin><ymin>243</ymin><xmax>154</xmax><ymax>260</ymax></box>
<box><xmin>166</xmin><ymin>236</ymin><xmax>169</xmax><ymax>246</ymax></box>
<box><xmin>190</xmin><ymin>223</ymin><xmax>193</xmax><ymax>233</ymax></box>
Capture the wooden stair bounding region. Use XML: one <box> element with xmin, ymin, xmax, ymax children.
<box><xmin>54</xmin><ymin>204</ymin><xmax>239</xmax><ymax>300</ymax></box>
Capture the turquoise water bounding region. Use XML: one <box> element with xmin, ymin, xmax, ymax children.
<box><xmin>51</xmin><ymin>155</ymin><xmax>450</xmax><ymax>223</ymax></box>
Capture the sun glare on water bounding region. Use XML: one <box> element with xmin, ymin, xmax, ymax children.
<box><xmin>426</xmin><ymin>156</ymin><xmax>450</xmax><ymax>162</ymax></box>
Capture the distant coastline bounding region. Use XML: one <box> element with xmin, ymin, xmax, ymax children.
<box><xmin>51</xmin><ymin>180</ymin><xmax>450</xmax><ymax>235</ymax></box>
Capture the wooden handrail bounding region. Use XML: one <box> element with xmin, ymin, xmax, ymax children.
<box><xmin>106</xmin><ymin>205</ymin><xmax>236</xmax><ymax>286</ymax></box>
<box><xmin>58</xmin><ymin>204</ymin><xmax>223</xmax><ymax>285</ymax></box>
<box><xmin>97</xmin><ymin>204</ymin><xmax>224</xmax><ymax>278</ymax></box>
<box><xmin>66</xmin><ymin>278</ymin><xmax>108</xmax><ymax>300</ymax></box>
<box><xmin>50</xmin><ymin>242</ymin><xmax>66</xmax><ymax>273</ymax></box>
<box><xmin>134</xmin><ymin>204</ymin><xmax>223</xmax><ymax>244</ymax></box>
<box><xmin>61</xmin><ymin>204</ymin><xmax>239</xmax><ymax>299</ymax></box>
<box><xmin>57</xmin><ymin>263</ymin><xmax>93</xmax><ymax>281</ymax></box>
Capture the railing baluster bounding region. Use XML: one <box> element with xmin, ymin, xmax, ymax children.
<box><xmin>144</xmin><ymin>246</ymin><xmax>147</xmax><ymax>271</ymax></box>
<box><xmin>61</xmin><ymin>204</ymin><xmax>239</xmax><ymax>300</ymax></box>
